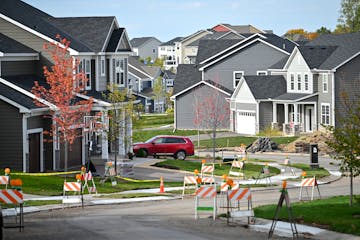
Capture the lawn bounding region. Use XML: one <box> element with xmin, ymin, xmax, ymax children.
<box><xmin>254</xmin><ymin>195</ymin><xmax>360</xmax><ymax>236</ymax></box>
<box><xmin>288</xmin><ymin>163</ymin><xmax>330</xmax><ymax>179</ymax></box>
<box><xmin>10</xmin><ymin>173</ymin><xmax>182</xmax><ymax>196</ymax></box>
<box><xmin>152</xmin><ymin>159</ymin><xmax>281</xmax><ymax>179</ymax></box>
<box><xmin>133</xmin><ymin>113</ymin><xmax>174</xmax><ymax>129</ymax></box>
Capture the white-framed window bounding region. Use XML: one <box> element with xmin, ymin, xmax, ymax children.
<box><xmin>78</xmin><ymin>58</ymin><xmax>91</xmax><ymax>90</ymax></box>
<box><xmin>290</xmin><ymin>73</ymin><xmax>295</xmax><ymax>90</ymax></box>
<box><xmin>321</xmin><ymin>103</ymin><xmax>330</xmax><ymax>125</ymax></box>
<box><xmin>304</xmin><ymin>74</ymin><xmax>309</xmax><ymax>91</ymax></box>
<box><xmin>115</xmin><ymin>58</ymin><xmax>125</xmax><ymax>87</ymax></box>
<box><xmin>322</xmin><ymin>73</ymin><xmax>328</xmax><ymax>93</ymax></box>
<box><xmin>256</xmin><ymin>71</ymin><xmax>267</xmax><ymax>76</ymax></box>
<box><xmin>297</xmin><ymin>73</ymin><xmax>301</xmax><ymax>91</ymax></box>
<box><xmin>100</xmin><ymin>56</ymin><xmax>105</xmax><ymax>77</ymax></box>
<box><xmin>233</xmin><ymin>71</ymin><xmax>244</xmax><ymax>88</ymax></box>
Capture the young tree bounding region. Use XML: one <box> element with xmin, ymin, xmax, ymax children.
<box><xmin>32</xmin><ymin>35</ymin><xmax>93</xmax><ymax>171</ymax></box>
<box><xmin>337</xmin><ymin>0</ymin><xmax>360</xmax><ymax>33</ymax></box>
<box><xmin>152</xmin><ymin>76</ymin><xmax>166</xmax><ymax>112</ymax></box>
<box><xmin>192</xmin><ymin>82</ymin><xmax>230</xmax><ymax>162</ymax></box>
<box><xmin>326</xmin><ymin>92</ymin><xmax>360</xmax><ymax>206</ymax></box>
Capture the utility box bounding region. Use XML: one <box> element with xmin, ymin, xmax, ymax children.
<box><xmin>310</xmin><ymin>144</ymin><xmax>319</xmax><ymax>168</ymax></box>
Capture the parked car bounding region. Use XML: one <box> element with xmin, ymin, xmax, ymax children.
<box><xmin>133</xmin><ymin>135</ymin><xmax>194</xmax><ymax>160</ymax></box>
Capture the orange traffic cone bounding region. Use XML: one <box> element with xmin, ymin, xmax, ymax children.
<box><xmin>159</xmin><ymin>176</ymin><xmax>165</xmax><ymax>193</ymax></box>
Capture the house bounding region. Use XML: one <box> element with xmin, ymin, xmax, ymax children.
<box><xmin>171</xmin><ymin>33</ymin><xmax>296</xmax><ymax>130</ymax></box>
<box><xmin>128</xmin><ymin>56</ymin><xmax>163</xmax><ymax>113</ymax></box>
<box><xmin>212</xmin><ymin>23</ymin><xmax>265</xmax><ymax>34</ymax></box>
<box><xmin>231</xmin><ymin>32</ymin><xmax>360</xmax><ymax>135</ymax></box>
<box><xmin>0</xmin><ymin>0</ymin><xmax>135</xmax><ymax>172</ymax></box>
<box><xmin>130</xmin><ymin>37</ymin><xmax>162</xmax><ymax>62</ymax></box>
<box><xmin>158</xmin><ymin>37</ymin><xmax>183</xmax><ymax>70</ymax></box>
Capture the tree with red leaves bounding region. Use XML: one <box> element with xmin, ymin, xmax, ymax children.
<box><xmin>32</xmin><ymin>35</ymin><xmax>94</xmax><ymax>171</ymax></box>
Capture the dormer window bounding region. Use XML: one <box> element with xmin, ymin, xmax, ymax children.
<box><xmin>297</xmin><ymin>74</ymin><xmax>301</xmax><ymax>90</ymax></box>
<box><xmin>233</xmin><ymin>71</ymin><xmax>244</xmax><ymax>88</ymax></box>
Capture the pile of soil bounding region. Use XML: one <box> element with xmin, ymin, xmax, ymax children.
<box><xmin>280</xmin><ymin>131</ymin><xmax>334</xmax><ymax>155</ymax></box>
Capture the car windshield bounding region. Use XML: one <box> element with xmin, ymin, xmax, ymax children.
<box><xmin>145</xmin><ymin>136</ymin><xmax>158</xmax><ymax>143</ymax></box>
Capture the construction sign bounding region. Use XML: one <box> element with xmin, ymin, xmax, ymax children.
<box><xmin>195</xmin><ymin>185</ymin><xmax>217</xmax><ymax>220</ymax></box>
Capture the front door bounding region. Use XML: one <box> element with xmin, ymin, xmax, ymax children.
<box><xmin>305</xmin><ymin>106</ymin><xmax>314</xmax><ymax>132</ymax></box>
<box><xmin>29</xmin><ymin>133</ymin><xmax>40</xmax><ymax>172</ymax></box>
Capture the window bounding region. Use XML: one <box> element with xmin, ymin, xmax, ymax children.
<box><xmin>304</xmin><ymin>74</ymin><xmax>309</xmax><ymax>91</ymax></box>
<box><xmin>297</xmin><ymin>74</ymin><xmax>301</xmax><ymax>90</ymax></box>
<box><xmin>233</xmin><ymin>71</ymin><xmax>244</xmax><ymax>88</ymax></box>
<box><xmin>100</xmin><ymin>56</ymin><xmax>105</xmax><ymax>76</ymax></box>
<box><xmin>290</xmin><ymin>73</ymin><xmax>294</xmax><ymax>90</ymax></box>
<box><xmin>115</xmin><ymin>58</ymin><xmax>125</xmax><ymax>86</ymax></box>
<box><xmin>256</xmin><ymin>71</ymin><xmax>267</xmax><ymax>76</ymax></box>
<box><xmin>321</xmin><ymin>104</ymin><xmax>330</xmax><ymax>125</ymax></box>
<box><xmin>322</xmin><ymin>74</ymin><xmax>328</xmax><ymax>93</ymax></box>
<box><xmin>152</xmin><ymin>49</ymin><xmax>155</xmax><ymax>53</ymax></box>
<box><xmin>77</xmin><ymin>58</ymin><xmax>91</xmax><ymax>90</ymax></box>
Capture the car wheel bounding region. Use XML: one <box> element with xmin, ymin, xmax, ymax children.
<box><xmin>141</xmin><ymin>149</ymin><xmax>148</xmax><ymax>158</ymax></box>
<box><xmin>174</xmin><ymin>150</ymin><xmax>186</xmax><ymax>160</ymax></box>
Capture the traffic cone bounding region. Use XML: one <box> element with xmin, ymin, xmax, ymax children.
<box><xmin>159</xmin><ymin>176</ymin><xmax>165</xmax><ymax>193</ymax></box>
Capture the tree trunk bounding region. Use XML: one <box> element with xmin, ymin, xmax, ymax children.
<box><xmin>350</xmin><ymin>168</ymin><xmax>353</xmax><ymax>207</ymax></box>
<box><xmin>197</xmin><ymin>130</ymin><xmax>200</xmax><ymax>148</ymax></box>
<box><xmin>212</xmin><ymin>128</ymin><xmax>216</xmax><ymax>163</ymax></box>
<box><xmin>64</xmin><ymin>140</ymin><xmax>68</xmax><ymax>172</ymax></box>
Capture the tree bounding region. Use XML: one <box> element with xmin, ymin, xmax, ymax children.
<box><xmin>325</xmin><ymin>91</ymin><xmax>360</xmax><ymax>206</ymax></box>
<box><xmin>152</xmin><ymin>77</ymin><xmax>166</xmax><ymax>112</ymax></box>
<box><xmin>337</xmin><ymin>0</ymin><xmax>360</xmax><ymax>33</ymax></box>
<box><xmin>192</xmin><ymin>82</ymin><xmax>230</xmax><ymax>162</ymax></box>
<box><xmin>105</xmin><ymin>84</ymin><xmax>136</xmax><ymax>173</ymax></box>
<box><xmin>316</xmin><ymin>26</ymin><xmax>332</xmax><ymax>34</ymax></box>
<box><xmin>32</xmin><ymin>35</ymin><xmax>93</xmax><ymax>171</ymax></box>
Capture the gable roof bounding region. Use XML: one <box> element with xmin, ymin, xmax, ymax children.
<box><xmin>160</xmin><ymin>37</ymin><xmax>184</xmax><ymax>46</ymax></box>
<box><xmin>298</xmin><ymin>46</ymin><xmax>338</xmax><ymax>69</ymax></box>
<box><xmin>106</xmin><ymin>28</ymin><xmax>130</xmax><ymax>52</ymax></box>
<box><xmin>306</xmin><ymin>32</ymin><xmax>360</xmax><ymax>69</ymax></box>
<box><xmin>163</xmin><ymin>70</ymin><xmax>176</xmax><ymax>79</ymax></box>
<box><xmin>195</xmin><ymin>39</ymin><xmax>242</xmax><ymax>64</ymax></box>
<box><xmin>222</xmin><ymin>24</ymin><xmax>265</xmax><ymax>34</ymax></box>
<box><xmin>243</xmin><ymin>75</ymin><xmax>286</xmax><ymax>99</ymax></box>
<box><xmin>172</xmin><ymin>64</ymin><xmax>201</xmax><ymax>95</ymax></box>
<box><xmin>188</xmin><ymin>31</ymin><xmax>243</xmax><ymax>47</ymax></box>
<box><xmin>0</xmin><ymin>33</ymin><xmax>37</xmax><ymax>54</ymax></box>
<box><xmin>128</xmin><ymin>56</ymin><xmax>160</xmax><ymax>79</ymax></box>
<box><xmin>130</xmin><ymin>37</ymin><xmax>161</xmax><ymax>48</ymax></box>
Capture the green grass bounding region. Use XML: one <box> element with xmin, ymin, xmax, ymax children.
<box><xmin>288</xmin><ymin>163</ymin><xmax>330</xmax><ymax>179</ymax></box>
<box><xmin>133</xmin><ymin>113</ymin><xmax>174</xmax><ymax>129</ymax></box>
<box><xmin>9</xmin><ymin>173</ymin><xmax>182</xmax><ymax>196</ymax></box>
<box><xmin>152</xmin><ymin>159</ymin><xmax>280</xmax><ymax>179</ymax></box>
<box><xmin>254</xmin><ymin>195</ymin><xmax>360</xmax><ymax>236</ymax></box>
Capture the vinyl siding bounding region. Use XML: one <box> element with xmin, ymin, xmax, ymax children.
<box><xmin>0</xmin><ymin>100</ymin><xmax>23</xmax><ymax>170</ymax></box>
<box><xmin>2</xmin><ymin>60</ymin><xmax>37</xmax><ymax>76</ymax></box>
<box><xmin>175</xmin><ymin>84</ymin><xmax>230</xmax><ymax>130</ymax></box>
<box><xmin>259</xmin><ymin>102</ymin><xmax>273</xmax><ymax>130</ymax></box>
<box><xmin>204</xmin><ymin>42</ymin><xmax>288</xmax><ymax>90</ymax></box>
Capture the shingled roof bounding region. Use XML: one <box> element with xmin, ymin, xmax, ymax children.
<box><xmin>172</xmin><ymin>64</ymin><xmax>201</xmax><ymax>95</ymax></box>
<box><xmin>243</xmin><ymin>75</ymin><xmax>286</xmax><ymax>100</ymax></box>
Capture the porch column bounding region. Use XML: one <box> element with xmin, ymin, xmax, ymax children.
<box><xmin>284</xmin><ymin>103</ymin><xmax>289</xmax><ymax>123</ymax></box>
<box><xmin>101</xmin><ymin>111</ymin><xmax>109</xmax><ymax>160</ymax></box>
<box><xmin>314</xmin><ymin>104</ymin><xmax>317</xmax><ymax>131</ymax></box>
<box><xmin>272</xmin><ymin>102</ymin><xmax>277</xmax><ymax>123</ymax></box>
<box><xmin>294</xmin><ymin>104</ymin><xmax>298</xmax><ymax>123</ymax></box>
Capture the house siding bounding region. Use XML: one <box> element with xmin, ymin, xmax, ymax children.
<box><xmin>175</xmin><ymin>84</ymin><xmax>229</xmax><ymax>129</ymax></box>
<box><xmin>0</xmin><ymin>100</ymin><xmax>23</xmax><ymax>170</ymax></box>
<box><xmin>316</xmin><ymin>73</ymin><xmax>333</xmax><ymax>127</ymax></box>
<box><xmin>136</xmin><ymin>39</ymin><xmax>161</xmax><ymax>61</ymax></box>
<box><xmin>2</xmin><ymin>60</ymin><xmax>37</xmax><ymax>76</ymax></box>
<box><xmin>259</xmin><ymin>102</ymin><xmax>273</xmax><ymax>130</ymax></box>
<box><xmin>334</xmin><ymin>54</ymin><xmax>360</xmax><ymax>127</ymax></box>
<box><xmin>204</xmin><ymin>42</ymin><xmax>288</xmax><ymax>90</ymax></box>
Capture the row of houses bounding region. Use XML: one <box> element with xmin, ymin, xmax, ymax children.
<box><xmin>172</xmin><ymin>31</ymin><xmax>360</xmax><ymax>136</ymax></box>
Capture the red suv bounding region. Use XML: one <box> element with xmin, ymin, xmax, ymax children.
<box><xmin>133</xmin><ymin>135</ymin><xmax>194</xmax><ymax>160</ymax></box>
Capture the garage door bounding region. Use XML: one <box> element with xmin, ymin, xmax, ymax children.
<box><xmin>236</xmin><ymin>111</ymin><xmax>256</xmax><ymax>135</ymax></box>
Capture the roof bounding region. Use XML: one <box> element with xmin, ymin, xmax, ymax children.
<box><xmin>243</xmin><ymin>75</ymin><xmax>286</xmax><ymax>99</ymax></box>
<box><xmin>172</xmin><ymin>64</ymin><xmax>201</xmax><ymax>95</ymax></box>
<box><xmin>195</xmin><ymin>39</ymin><xmax>242</xmax><ymax>64</ymax></box>
<box><xmin>298</xmin><ymin>46</ymin><xmax>338</xmax><ymax>69</ymax></box>
<box><xmin>128</xmin><ymin>56</ymin><xmax>160</xmax><ymax>79</ymax></box>
<box><xmin>129</xmin><ymin>65</ymin><xmax>149</xmax><ymax>79</ymax></box>
<box><xmin>188</xmin><ymin>31</ymin><xmax>243</xmax><ymax>47</ymax></box>
<box><xmin>106</xmin><ymin>28</ymin><xmax>128</xmax><ymax>52</ymax></box>
<box><xmin>274</xmin><ymin>93</ymin><xmax>315</xmax><ymax>101</ymax></box>
<box><xmin>163</xmin><ymin>70</ymin><xmax>176</xmax><ymax>79</ymax></box>
<box><xmin>269</xmin><ymin>56</ymin><xmax>288</xmax><ymax>69</ymax></box>
<box><xmin>222</xmin><ymin>24</ymin><xmax>264</xmax><ymax>34</ymax></box>
<box><xmin>130</xmin><ymin>37</ymin><xmax>161</xmax><ymax>48</ymax></box>
<box><xmin>306</xmin><ymin>32</ymin><xmax>360</xmax><ymax>69</ymax></box>
<box><xmin>0</xmin><ymin>33</ymin><xmax>37</xmax><ymax>54</ymax></box>
<box><xmin>160</xmin><ymin>37</ymin><xmax>184</xmax><ymax>46</ymax></box>
<box><xmin>0</xmin><ymin>0</ymin><xmax>128</xmax><ymax>53</ymax></box>
<box><xmin>204</xmin><ymin>79</ymin><xmax>233</xmax><ymax>95</ymax></box>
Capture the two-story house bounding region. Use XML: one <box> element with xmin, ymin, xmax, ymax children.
<box><xmin>130</xmin><ymin>37</ymin><xmax>162</xmax><ymax>62</ymax></box>
<box><xmin>158</xmin><ymin>37</ymin><xmax>183</xmax><ymax>70</ymax></box>
<box><xmin>171</xmin><ymin>33</ymin><xmax>296</xmax><ymax>130</ymax></box>
<box><xmin>0</xmin><ymin>0</ymin><xmax>134</xmax><ymax>172</ymax></box>
<box><xmin>230</xmin><ymin>32</ymin><xmax>360</xmax><ymax>135</ymax></box>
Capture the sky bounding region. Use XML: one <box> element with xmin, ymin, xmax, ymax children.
<box><xmin>23</xmin><ymin>0</ymin><xmax>342</xmax><ymax>42</ymax></box>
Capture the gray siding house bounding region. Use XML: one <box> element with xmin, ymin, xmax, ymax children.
<box><xmin>130</xmin><ymin>37</ymin><xmax>162</xmax><ymax>62</ymax></box>
<box><xmin>0</xmin><ymin>0</ymin><xmax>134</xmax><ymax>172</ymax></box>
<box><xmin>172</xmin><ymin>33</ymin><xmax>296</xmax><ymax>130</ymax></box>
<box><xmin>231</xmin><ymin>32</ymin><xmax>360</xmax><ymax>135</ymax></box>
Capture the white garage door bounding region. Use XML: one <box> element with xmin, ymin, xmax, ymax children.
<box><xmin>236</xmin><ymin>111</ymin><xmax>256</xmax><ymax>135</ymax></box>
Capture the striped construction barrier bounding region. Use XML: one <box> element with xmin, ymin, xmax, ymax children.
<box><xmin>229</xmin><ymin>161</ymin><xmax>245</xmax><ymax>179</ymax></box>
<box><xmin>195</xmin><ymin>185</ymin><xmax>217</xmax><ymax>220</ymax></box>
<box><xmin>201</xmin><ymin>164</ymin><xmax>214</xmax><ymax>174</ymax></box>
<box><xmin>299</xmin><ymin>177</ymin><xmax>321</xmax><ymax>201</ymax></box>
<box><xmin>63</xmin><ymin>181</ymin><xmax>82</xmax><ymax>205</ymax></box>
<box><xmin>201</xmin><ymin>177</ymin><xmax>215</xmax><ymax>184</ymax></box>
<box><xmin>0</xmin><ymin>189</ymin><xmax>24</xmax><ymax>230</ymax></box>
<box><xmin>182</xmin><ymin>176</ymin><xmax>197</xmax><ymax>197</ymax></box>
<box><xmin>220</xmin><ymin>182</ymin><xmax>239</xmax><ymax>192</ymax></box>
<box><xmin>82</xmin><ymin>171</ymin><xmax>97</xmax><ymax>194</ymax></box>
<box><xmin>226</xmin><ymin>188</ymin><xmax>254</xmax><ymax>224</ymax></box>
<box><xmin>0</xmin><ymin>175</ymin><xmax>9</xmax><ymax>188</ymax></box>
